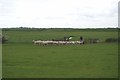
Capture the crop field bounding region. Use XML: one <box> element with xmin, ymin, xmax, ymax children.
<box><xmin>2</xmin><ymin>28</ymin><xmax>118</xmax><ymax>78</ymax></box>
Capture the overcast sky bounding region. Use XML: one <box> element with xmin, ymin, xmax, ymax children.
<box><xmin>0</xmin><ymin>0</ymin><xmax>119</xmax><ymax>28</ymax></box>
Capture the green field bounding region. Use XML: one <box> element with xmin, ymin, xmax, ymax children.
<box><xmin>2</xmin><ymin>28</ymin><xmax>118</xmax><ymax>78</ymax></box>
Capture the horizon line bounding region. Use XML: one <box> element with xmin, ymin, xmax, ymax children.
<box><xmin>0</xmin><ymin>27</ymin><xmax>120</xmax><ymax>29</ymax></box>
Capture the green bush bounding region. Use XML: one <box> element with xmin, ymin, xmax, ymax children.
<box><xmin>0</xmin><ymin>36</ymin><xmax>8</xmax><ymax>44</ymax></box>
<box><xmin>85</xmin><ymin>38</ymin><xmax>100</xmax><ymax>43</ymax></box>
<box><xmin>105</xmin><ymin>38</ymin><xmax>118</xmax><ymax>43</ymax></box>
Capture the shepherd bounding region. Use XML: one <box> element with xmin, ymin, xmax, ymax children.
<box><xmin>80</xmin><ymin>36</ymin><xmax>84</xmax><ymax>44</ymax></box>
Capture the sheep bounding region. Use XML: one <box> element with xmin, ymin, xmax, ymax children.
<box><xmin>33</xmin><ymin>40</ymin><xmax>42</xmax><ymax>45</ymax></box>
<box><xmin>33</xmin><ymin>40</ymin><xmax>84</xmax><ymax>45</ymax></box>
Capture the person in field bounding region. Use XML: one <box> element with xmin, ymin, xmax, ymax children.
<box><xmin>80</xmin><ymin>36</ymin><xmax>84</xmax><ymax>44</ymax></box>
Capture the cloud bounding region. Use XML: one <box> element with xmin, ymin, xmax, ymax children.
<box><xmin>0</xmin><ymin>0</ymin><xmax>119</xmax><ymax>28</ymax></box>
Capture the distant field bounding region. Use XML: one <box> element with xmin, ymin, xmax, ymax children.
<box><xmin>2</xmin><ymin>28</ymin><xmax>118</xmax><ymax>78</ymax></box>
<box><xmin>2</xmin><ymin>28</ymin><xmax>118</xmax><ymax>43</ymax></box>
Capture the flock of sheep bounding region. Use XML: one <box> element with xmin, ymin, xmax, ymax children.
<box><xmin>32</xmin><ymin>40</ymin><xmax>84</xmax><ymax>45</ymax></box>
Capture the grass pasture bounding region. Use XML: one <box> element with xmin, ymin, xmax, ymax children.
<box><xmin>2</xmin><ymin>28</ymin><xmax>118</xmax><ymax>78</ymax></box>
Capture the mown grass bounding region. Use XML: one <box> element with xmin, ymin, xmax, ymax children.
<box><xmin>2</xmin><ymin>28</ymin><xmax>118</xmax><ymax>78</ymax></box>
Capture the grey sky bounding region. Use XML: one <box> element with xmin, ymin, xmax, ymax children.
<box><xmin>0</xmin><ymin>0</ymin><xmax>119</xmax><ymax>28</ymax></box>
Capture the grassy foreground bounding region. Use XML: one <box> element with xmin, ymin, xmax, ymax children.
<box><xmin>2</xmin><ymin>28</ymin><xmax>118</xmax><ymax>78</ymax></box>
